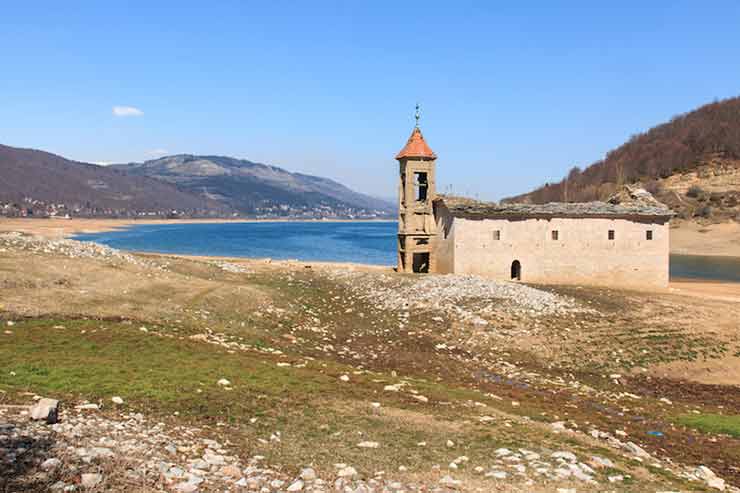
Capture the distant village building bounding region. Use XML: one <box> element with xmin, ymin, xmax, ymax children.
<box><xmin>395</xmin><ymin>116</ymin><xmax>673</xmax><ymax>288</ymax></box>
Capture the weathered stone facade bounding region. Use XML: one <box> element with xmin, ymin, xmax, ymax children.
<box><xmin>396</xmin><ymin>126</ymin><xmax>438</xmax><ymax>273</ymax></box>
<box><xmin>434</xmin><ymin>201</ymin><xmax>671</xmax><ymax>287</ymax></box>
<box><xmin>395</xmin><ymin>122</ymin><xmax>673</xmax><ymax>287</ymax></box>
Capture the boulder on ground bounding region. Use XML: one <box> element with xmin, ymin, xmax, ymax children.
<box><xmin>29</xmin><ymin>398</ymin><xmax>59</xmax><ymax>424</ymax></box>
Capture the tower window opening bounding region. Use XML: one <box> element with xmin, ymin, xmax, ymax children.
<box><xmin>493</xmin><ymin>230</ymin><xmax>501</xmax><ymax>240</ymax></box>
<box><xmin>412</xmin><ymin>252</ymin><xmax>430</xmax><ymax>273</ymax></box>
<box><xmin>414</xmin><ymin>172</ymin><xmax>428</xmax><ymax>202</ymax></box>
<box><xmin>608</xmin><ymin>230</ymin><xmax>615</xmax><ymax>240</ymax></box>
<box><xmin>646</xmin><ymin>230</ymin><xmax>653</xmax><ymax>240</ymax></box>
<box><xmin>551</xmin><ymin>230</ymin><xmax>559</xmax><ymax>241</ymax></box>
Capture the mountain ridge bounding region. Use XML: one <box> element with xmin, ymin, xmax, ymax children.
<box><xmin>110</xmin><ymin>154</ymin><xmax>393</xmax><ymax>216</ymax></box>
<box><xmin>0</xmin><ymin>145</ymin><xmax>393</xmax><ymax>219</ymax></box>
<box><xmin>0</xmin><ymin>144</ymin><xmax>224</xmax><ymax>218</ymax></box>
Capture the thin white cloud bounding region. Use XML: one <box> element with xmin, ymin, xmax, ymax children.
<box><xmin>93</xmin><ymin>161</ymin><xmax>113</xmax><ymax>166</ymax></box>
<box><xmin>112</xmin><ymin>105</ymin><xmax>144</xmax><ymax>117</ymax></box>
<box><xmin>147</xmin><ymin>148</ymin><xmax>169</xmax><ymax>156</ymax></box>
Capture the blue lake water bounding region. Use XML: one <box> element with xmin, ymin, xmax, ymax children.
<box><xmin>669</xmin><ymin>254</ymin><xmax>740</xmax><ymax>283</ymax></box>
<box><xmin>73</xmin><ymin>221</ymin><xmax>740</xmax><ymax>282</ymax></box>
<box><xmin>74</xmin><ymin>221</ymin><xmax>399</xmax><ymax>266</ymax></box>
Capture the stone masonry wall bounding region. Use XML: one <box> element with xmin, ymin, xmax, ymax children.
<box><xmin>433</xmin><ymin>204</ymin><xmax>455</xmax><ymax>273</ymax></box>
<box><xmin>446</xmin><ymin>216</ymin><xmax>670</xmax><ymax>288</ymax></box>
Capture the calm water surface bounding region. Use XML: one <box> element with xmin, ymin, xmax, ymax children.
<box><xmin>74</xmin><ymin>221</ymin><xmax>398</xmax><ymax>266</ymax></box>
<box><xmin>74</xmin><ymin>222</ymin><xmax>740</xmax><ymax>282</ymax></box>
<box><xmin>669</xmin><ymin>254</ymin><xmax>740</xmax><ymax>283</ymax></box>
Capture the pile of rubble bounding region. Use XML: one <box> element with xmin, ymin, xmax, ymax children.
<box><xmin>327</xmin><ymin>270</ymin><xmax>584</xmax><ymax>320</ymax></box>
<box><xmin>0</xmin><ymin>232</ymin><xmax>156</xmax><ymax>268</ymax></box>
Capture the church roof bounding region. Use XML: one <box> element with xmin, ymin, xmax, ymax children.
<box><xmin>396</xmin><ymin>127</ymin><xmax>437</xmax><ymax>160</ymax></box>
<box><xmin>437</xmin><ymin>187</ymin><xmax>674</xmax><ymax>219</ymax></box>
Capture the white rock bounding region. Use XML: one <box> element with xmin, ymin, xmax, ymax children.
<box><xmin>339</xmin><ymin>375</ymin><xmax>350</xmax><ymax>382</ymax></box>
<box><xmin>624</xmin><ymin>441</ymin><xmax>651</xmax><ymax>459</ymax></box>
<box><xmin>41</xmin><ymin>458</ymin><xmax>61</xmax><ymax>470</ymax></box>
<box><xmin>300</xmin><ymin>468</ymin><xmax>317</xmax><ymax>481</ymax></box>
<box><xmin>357</xmin><ymin>441</ymin><xmax>379</xmax><ymax>448</ymax></box>
<box><xmin>551</xmin><ymin>451</ymin><xmax>577</xmax><ymax>462</ymax></box>
<box><xmin>111</xmin><ymin>396</ymin><xmax>124</xmax><ymax>405</ymax></box>
<box><xmin>494</xmin><ymin>448</ymin><xmax>512</xmax><ymax>457</ymax></box>
<box><xmin>439</xmin><ymin>475</ymin><xmax>462</xmax><ymax>489</ymax></box>
<box><xmin>551</xmin><ymin>421</ymin><xmax>567</xmax><ymax>431</ymax></box>
<box><xmin>287</xmin><ymin>479</ymin><xmax>304</xmax><ymax>491</ymax></box>
<box><xmin>75</xmin><ymin>403</ymin><xmax>99</xmax><ymax>411</ymax></box>
<box><xmin>589</xmin><ymin>455</ymin><xmax>615</xmax><ymax>469</ymax></box>
<box><xmin>80</xmin><ymin>473</ymin><xmax>103</xmax><ymax>488</ymax></box>
<box><xmin>337</xmin><ymin>466</ymin><xmax>357</xmax><ymax>479</ymax></box>
<box><xmin>174</xmin><ymin>482</ymin><xmax>199</xmax><ymax>493</ymax></box>
<box><xmin>88</xmin><ymin>447</ymin><xmax>114</xmax><ymax>459</ymax></box>
<box><xmin>217</xmin><ymin>378</ymin><xmax>231</xmax><ymax>386</ymax></box>
<box><xmin>696</xmin><ymin>466</ymin><xmax>726</xmax><ymax>491</ymax></box>
<box><xmin>29</xmin><ymin>398</ymin><xmax>59</xmax><ymax>423</ymax></box>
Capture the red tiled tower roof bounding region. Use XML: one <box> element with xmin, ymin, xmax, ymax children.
<box><xmin>395</xmin><ymin>127</ymin><xmax>437</xmax><ymax>160</ymax></box>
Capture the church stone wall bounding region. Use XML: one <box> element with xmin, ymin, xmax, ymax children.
<box><xmin>433</xmin><ymin>203</ymin><xmax>455</xmax><ymax>273</ymax></box>
<box><xmin>446</xmin><ymin>216</ymin><xmax>670</xmax><ymax>288</ymax></box>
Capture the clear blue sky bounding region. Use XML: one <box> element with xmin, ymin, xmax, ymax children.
<box><xmin>2</xmin><ymin>1</ymin><xmax>740</xmax><ymax>201</ymax></box>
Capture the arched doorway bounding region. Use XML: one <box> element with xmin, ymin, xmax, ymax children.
<box><xmin>511</xmin><ymin>260</ymin><xmax>521</xmax><ymax>280</ymax></box>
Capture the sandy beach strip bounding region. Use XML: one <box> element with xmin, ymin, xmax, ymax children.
<box><xmin>670</xmin><ymin>220</ymin><xmax>740</xmax><ymax>257</ymax></box>
<box><xmin>0</xmin><ymin>217</ymin><xmax>393</xmax><ymax>240</ymax></box>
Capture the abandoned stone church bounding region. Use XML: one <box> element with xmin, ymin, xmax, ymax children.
<box><xmin>395</xmin><ymin>123</ymin><xmax>673</xmax><ymax>288</ymax></box>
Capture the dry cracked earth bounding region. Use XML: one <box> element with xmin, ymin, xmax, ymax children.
<box><xmin>0</xmin><ymin>232</ymin><xmax>739</xmax><ymax>493</ymax></box>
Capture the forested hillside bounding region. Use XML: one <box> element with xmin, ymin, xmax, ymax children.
<box><xmin>505</xmin><ymin>97</ymin><xmax>740</xmax><ymax>221</ymax></box>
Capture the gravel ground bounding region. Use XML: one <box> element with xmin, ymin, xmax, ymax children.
<box><xmin>0</xmin><ymin>401</ymin><xmax>627</xmax><ymax>493</ymax></box>
<box><xmin>326</xmin><ymin>270</ymin><xmax>587</xmax><ymax>321</ymax></box>
<box><xmin>0</xmin><ymin>233</ymin><xmax>156</xmax><ymax>268</ymax></box>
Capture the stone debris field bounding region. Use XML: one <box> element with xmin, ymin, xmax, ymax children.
<box><xmin>1</xmin><ymin>234</ymin><xmax>739</xmax><ymax>492</ymax></box>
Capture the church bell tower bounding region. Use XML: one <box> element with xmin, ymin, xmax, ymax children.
<box><xmin>395</xmin><ymin>105</ymin><xmax>437</xmax><ymax>273</ymax></box>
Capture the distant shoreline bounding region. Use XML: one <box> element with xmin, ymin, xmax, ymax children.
<box><xmin>3</xmin><ymin>216</ymin><xmax>740</xmax><ymax>260</ymax></box>
<box><xmin>0</xmin><ymin>217</ymin><xmax>396</xmax><ymax>240</ymax></box>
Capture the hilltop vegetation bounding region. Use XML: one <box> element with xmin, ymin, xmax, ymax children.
<box><xmin>506</xmin><ymin>97</ymin><xmax>740</xmax><ymax>222</ymax></box>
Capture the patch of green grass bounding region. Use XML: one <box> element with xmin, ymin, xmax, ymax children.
<box><xmin>677</xmin><ymin>413</ymin><xmax>740</xmax><ymax>438</ymax></box>
<box><xmin>0</xmin><ymin>318</ymin><xmax>561</xmax><ymax>478</ymax></box>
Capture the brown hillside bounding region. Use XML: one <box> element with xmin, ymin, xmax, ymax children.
<box><xmin>505</xmin><ymin>97</ymin><xmax>740</xmax><ymax>221</ymax></box>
